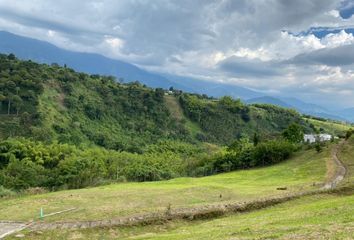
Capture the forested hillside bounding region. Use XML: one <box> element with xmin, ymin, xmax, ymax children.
<box><xmin>0</xmin><ymin>53</ymin><xmax>310</xmax><ymax>150</ymax></box>
<box><xmin>0</xmin><ymin>54</ymin><xmax>321</xmax><ymax>191</ymax></box>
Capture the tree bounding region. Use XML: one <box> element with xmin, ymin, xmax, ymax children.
<box><xmin>282</xmin><ymin>123</ymin><xmax>304</xmax><ymax>143</ymax></box>
<box><xmin>0</xmin><ymin>93</ymin><xmax>5</xmax><ymax>112</ymax></box>
<box><xmin>12</xmin><ymin>95</ymin><xmax>23</xmax><ymax>115</ymax></box>
<box><xmin>6</xmin><ymin>94</ymin><xmax>13</xmax><ymax>115</ymax></box>
<box><xmin>346</xmin><ymin>129</ymin><xmax>353</xmax><ymax>140</ymax></box>
<box><xmin>7</xmin><ymin>53</ymin><xmax>15</xmax><ymax>60</ymax></box>
<box><xmin>253</xmin><ymin>132</ymin><xmax>260</xmax><ymax>146</ymax></box>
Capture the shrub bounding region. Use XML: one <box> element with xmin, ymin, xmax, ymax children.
<box><xmin>0</xmin><ymin>185</ymin><xmax>16</xmax><ymax>198</ymax></box>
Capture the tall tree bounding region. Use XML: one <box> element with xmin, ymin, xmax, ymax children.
<box><xmin>282</xmin><ymin>123</ymin><xmax>304</xmax><ymax>143</ymax></box>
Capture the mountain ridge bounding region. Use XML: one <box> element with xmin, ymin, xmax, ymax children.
<box><xmin>0</xmin><ymin>30</ymin><xmax>352</xmax><ymax>122</ymax></box>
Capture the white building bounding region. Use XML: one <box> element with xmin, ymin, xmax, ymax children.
<box><xmin>304</xmin><ymin>134</ymin><xmax>332</xmax><ymax>143</ymax></box>
<box><xmin>304</xmin><ymin>134</ymin><xmax>316</xmax><ymax>144</ymax></box>
<box><xmin>319</xmin><ymin>134</ymin><xmax>332</xmax><ymax>142</ymax></box>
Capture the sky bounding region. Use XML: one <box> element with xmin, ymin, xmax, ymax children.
<box><xmin>0</xmin><ymin>0</ymin><xmax>353</xmax><ymax>109</ymax></box>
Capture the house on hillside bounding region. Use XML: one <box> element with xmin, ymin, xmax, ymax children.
<box><xmin>304</xmin><ymin>134</ymin><xmax>332</xmax><ymax>143</ymax></box>
<box><xmin>319</xmin><ymin>134</ymin><xmax>332</xmax><ymax>142</ymax></box>
<box><xmin>304</xmin><ymin>134</ymin><xmax>316</xmax><ymax>143</ymax></box>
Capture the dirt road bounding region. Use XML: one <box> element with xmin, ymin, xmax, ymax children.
<box><xmin>322</xmin><ymin>140</ymin><xmax>347</xmax><ymax>189</ymax></box>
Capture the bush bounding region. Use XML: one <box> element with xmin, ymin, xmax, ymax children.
<box><xmin>253</xmin><ymin>140</ymin><xmax>295</xmax><ymax>166</ymax></box>
<box><xmin>209</xmin><ymin>139</ymin><xmax>296</xmax><ymax>173</ymax></box>
<box><xmin>0</xmin><ymin>185</ymin><xmax>16</xmax><ymax>198</ymax></box>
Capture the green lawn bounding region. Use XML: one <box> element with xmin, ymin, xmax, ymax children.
<box><xmin>16</xmin><ymin>191</ymin><xmax>353</xmax><ymax>240</ymax></box>
<box><xmin>0</xmin><ymin>147</ymin><xmax>330</xmax><ymax>222</ymax></box>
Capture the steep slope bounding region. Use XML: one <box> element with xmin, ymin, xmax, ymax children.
<box><xmin>0</xmin><ymin>54</ymin><xmax>310</xmax><ymax>149</ymax></box>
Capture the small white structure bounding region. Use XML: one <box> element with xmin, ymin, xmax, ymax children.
<box><xmin>304</xmin><ymin>134</ymin><xmax>332</xmax><ymax>143</ymax></box>
<box><xmin>304</xmin><ymin>134</ymin><xmax>316</xmax><ymax>144</ymax></box>
<box><xmin>319</xmin><ymin>134</ymin><xmax>332</xmax><ymax>142</ymax></box>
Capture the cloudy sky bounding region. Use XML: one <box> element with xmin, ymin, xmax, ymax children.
<box><xmin>0</xmin><ymin>0</ymin><xmax>353</xmax><ymax>109</ymax></box>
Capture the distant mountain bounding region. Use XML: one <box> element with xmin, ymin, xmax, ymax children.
<box><xmin>161</xmin><ymin>74</ymin><xmax>262</xmax><ymax>99</ymax></box>
<box><xmin>247</xmin><ymin>96</ymin><xmax>350</xmax><ymax>122</ymax></box>
<box><xmin>246</xmin><ymin>96</ymin><xmax>292</xmax><ymax>108</ymax></box>
<box><xmin>0</xmin><ymin>30</ymin><xmax>260</xmax><ymax>99</ymax></box>
<box><xmin>0</xmin><ymin>31</ymin><xmax>183</xmax><ymax>89</ymax></box>
<box><xmin>338</xmin><ymin>108</ymin><xmax>354</xmax><ymax>122</ymax></box>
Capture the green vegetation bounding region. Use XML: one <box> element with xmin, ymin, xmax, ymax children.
<box><xmin>179</xmin><ymin>95</ymin><xmax>309</xmax><ymax>144</ymax></box>
<box><xmin>0</xmin><ymin>54</ymin><xmax>318</xmax><ymax>191</ymax></box>
<box><xmin>0</xmin><ymin>54</ymin><xmax>313</xmax><ymax>150</ymax></box>
<box><xmin>304</xmin><ymin>117</ymin><xmax>352</xmax><ymax>136</ymax></box>
<box><xmin>0</xmin><ymin>146</ymin><xmax>330</xmax><ymax>222</ymax></box>
<box><xmin>0</xmin><ymin>138</ymin><xmax>213</xmax><ymax>190</ymax></box>
<box><xmin>1</xmin><ymin>54</ymin><xmax>353</xmax><ymax>240</ymax></box>
<box><xmin>282</xmin><ymin>123</ymin><xmax>304</xmax><ymax>143</ymax></box>
<box><xmin>199</xmin><ymin>139</ymin><xmax>297</xmax><ymax>175</ymax></box>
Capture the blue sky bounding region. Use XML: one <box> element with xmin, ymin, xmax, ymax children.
<box><xmin>0</xmin><ymin>0</ymin><xmax>353</xmax><ymax>109</ymax></box>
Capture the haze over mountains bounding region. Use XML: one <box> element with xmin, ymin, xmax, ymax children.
<box><xmin>0</xmin><ymin>30</ymin><xmax>353</xmax><ymax>123</ymax></box>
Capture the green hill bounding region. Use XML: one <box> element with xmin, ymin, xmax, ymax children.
<box><xmin>0</xmin><ymin>54</ymin><xmax>310</xmax><ymax>150</ymax></box>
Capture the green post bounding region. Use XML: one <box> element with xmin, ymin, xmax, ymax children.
<box><xmin>40</xmin><ymin>208</ymin><xmax>44</xmax><ymax>220</ymax></box>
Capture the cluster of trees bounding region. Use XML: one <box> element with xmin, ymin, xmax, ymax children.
<box><xmin>0</xmin><ymin>54</ymin><xmax>314</xmax><ymax>151</ymax></box>
<box><xmin>0</xmin><ymin>54</ymin><xmax>46</xmax><ymax>137</ymax></box>
<box><xmin>0</xmin><ymin>54</ymin><xmax>191</xmax><ymax>151</ymax></box>
<box><xmin>179</xmin><ymin>94</ymin><xmax>308</xmax><ymax>144</ymax></box>
<box><xmin>0</xmin><ymin>54</ymin><xmax>320</xmax><ymax>195</ymax></box>
<box><xmin>346</xmin><ymin>129</ymin><xmax>354</xmax><ymax>140</ymax></box>
<box><xmin>193</xmin><ymin>142</ymin><xmax>298</xmax><ymax>176</ymax></box>
<box><xmin>0</xmin><ymin>138</ymin><xmax>210</xmax><ymax>190</ymax></box>
<box><xmin>189</xmin><ymin>123</ymin><xmax>304</xmax><ymax>176</ymax></box>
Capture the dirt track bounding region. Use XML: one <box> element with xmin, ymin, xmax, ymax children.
<box><xmin>322</xmin><ymin>140</ymin><xmax>347</xmax><ymax>190</ymax></box>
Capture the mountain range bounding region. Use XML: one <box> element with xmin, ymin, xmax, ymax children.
<box><xmin>0</xmin><ymin>30</ymin><xmax>353</xmax><ymax>123</ymax></box>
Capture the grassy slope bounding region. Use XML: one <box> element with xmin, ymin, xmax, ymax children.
<box><xmin>0</xmin><ymin>147</ymin><xmax>330</xmax><ymax>222</ymax></box>
<box><xmin>16</xmin><ymin>193</ymin><xmax>353</xmax><ymax>240</ymax></box>
<box><xmin>164</xmin><ymin>95</ymin><xmax>202</xmax><ymax>137</ymax></box>
<box><xmin>305</xmin><ymin>117</ymin><xmax>352</xmax><ymax>136</ymax></box>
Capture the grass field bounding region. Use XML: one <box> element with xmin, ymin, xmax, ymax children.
<box><xmin>13</xmin><ymin>191</ymin><xmax>353</xmax><ymax>240</ymax></box>
<box><xmin>304</xmin><ymin>117</ymin><xmax>352</xmax><ymax>136</ymax></box>
<box><xmin>0</xmin><ymin>146</ymin><xmax>331</xmax><ymax>223</ymax></box>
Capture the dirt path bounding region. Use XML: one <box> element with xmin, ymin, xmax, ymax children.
<box><xmin>322</xmin><ymin>140</ymin><xmax>347</xmax><ymax>190</ymax></box>
<box><xmin>0</xmin><ymin>222</ymin><xmax>28</xmax><ymax>239</ymax></box>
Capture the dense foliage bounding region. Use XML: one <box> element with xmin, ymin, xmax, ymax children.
<box><xmin>0</xmin><ymin>54</ymin><xmax>311</xmax><ymax>192</ymax></box>
<box><xmin>0</xmin><ymin>54</ymin><xmax>312</xmax><ymax>149</ymax></box>
<box><xmin>0</xmin><ymin>138</ymin><xmax>213</xmax><ymax>190</ymax></box>
<box><xmin>179</xmin><ymin>94</ymin><xmax>309</xmax><ymax>144</ymax></box>
<box><xmin>190</xmin><ymin>138</ymin><xmax>296</xmax><ymax>176</ymax></box>
<box><xmin>282</xmin><ymin>123</ymin><xmax>304</xmax><ymax>143</ymax></box>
